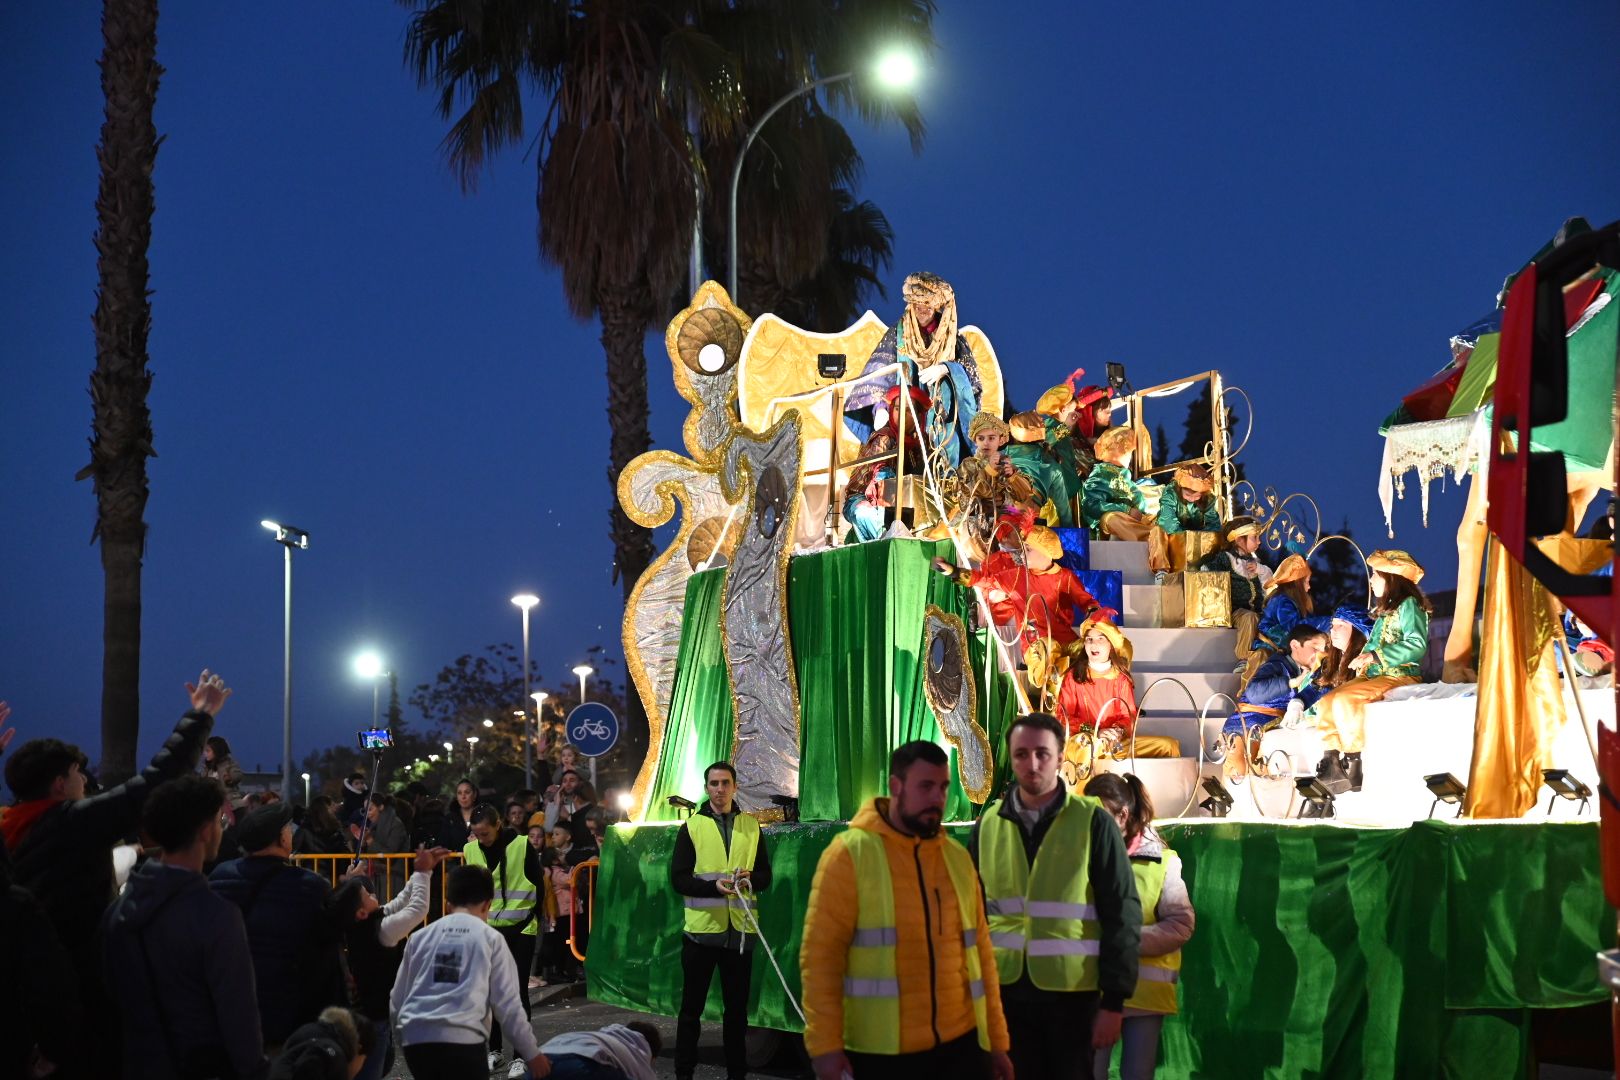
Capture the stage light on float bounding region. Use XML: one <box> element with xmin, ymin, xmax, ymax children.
<box><xmin>1423</xmin><ymin>773</ymin><xmax>1467</xmax><ymax>819</ymax></box>
<box><xmin>770</xmin><ymin>794</ymin><xmax>801</xmax><ymax>824</ymax></box>
<box><xmin>817</xmin><ymin>352</ymin><xmax>847</xmax><ymax>380</ymax></box>
<box><xmin>1294</xmin><ymin>775</ymin><xmax>1336</xmax><ymax>819</ymax></box>
<box><xmin>615</xmin><ymin>792</ymin><xmax>635</xmax><ymax>812</ymax></box>
<box><xmin>1198</xmin><ymin>776</ymin><xmax>1233</xmax><ymax>818</ymax></box>
<box><xmin>666</xmin><ymin>794</ymin><xmax>696</xmax><ymax>818</ymax></box>
<box><xmin>1542</xmin><ymin>768</ymin><xmax>1592</xmax><ymax>815</ymax></box>
<box><xmin>697</xmin><ymin>342</ymin><xmax>728</xmax><ymax>373</ymax></box>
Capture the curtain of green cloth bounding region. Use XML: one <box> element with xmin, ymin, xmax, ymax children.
<box><xmin>642</xmin><ymin>569</ymin><xmax>737</xmax><ymax>821</ymax></box>
<box><xmin>590</xmin><ymin>819</ymin><xmax>1610</xmax><ymax>1079</ymax></box>
<box><xmin>639</xmin><ymin>539</ymin><xmax>1019</xmax><ymax>823</ymax></box>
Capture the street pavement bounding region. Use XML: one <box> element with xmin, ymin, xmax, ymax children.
<box><xmin>387</xmin><ymin>984</ymin><xmax>810</xmax><ymax>1079</ymax></box>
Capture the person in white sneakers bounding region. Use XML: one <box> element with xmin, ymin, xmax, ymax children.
<box><xmin>391</xmin><ymin>863</ymin><xmax>548</xmax><ymax>1080</ymax></box>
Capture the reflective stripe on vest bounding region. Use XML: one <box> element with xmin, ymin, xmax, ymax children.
<box><xmin>978</xmin><ymin>794</ymin><xmax>1102</xmax><ymax>991</ymax></box>
<box><xmin>682</xmin><ymin>813</ymin><xmax>761</xmax><ymax>936</ymax></box>
<box><xmin>838</xmin><ymin>826</ymin><xmax>992</xmax><ymax>1055</ymax></box>
<box><xmin>464</xmin><ymin>834</ymin><xmax>539</xmax><ymax>937</ymax></box>
<box><xmin>1125</xmin><ymin>851</ymin><xmax>1182</xmax><ymax>1014</ymax></box>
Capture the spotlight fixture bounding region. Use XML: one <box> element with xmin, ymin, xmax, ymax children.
<box><xmin>769</xmin><ymin>794</ymin><xmax>801</xmax><ymax>823</ymax></box>
<box><xmin>1105</xmin><ymin>361</ymin><xmax>1131</xmax><ymax>396</ymax></box>
<box><xmin>1423</xmin><ymin>773</ymin><xmax>1467</xmax><ymax>819</ymax></box>
<box><xmin>1294</xmin><ymin>775</ymin><xmax>1336</xmax><ymax>819</ymax></box>
<box><xmin>1198</xmin><ymin>776</ymin><xmax>1233</xmax><ymax>819</ymax></box>
<box><xmin>1542</xmin><ymin>769</ymin><xmax>1593</xmax><ymax>816</ymax></box>
<box><xmin>817</xmin><ymin>352</ymin><xmax>847</xmax><ymax>380</ymax></box>
<box><xmin>666</xmin><ymin>794</ymin><xmax>696</xmax><ymax>818</ymax></box>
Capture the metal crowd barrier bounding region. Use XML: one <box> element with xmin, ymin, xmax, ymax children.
<box><xmin>292</xmin><ymin>852</ymin><xmax>465</xmax><ymax>929</ymax></box>
<box><xmin>567</xmin><ymin>857</ymin><xmax>599</xmax><ymax>961</ymax></box>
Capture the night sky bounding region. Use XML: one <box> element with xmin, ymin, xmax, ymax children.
<box><xmin>3</xmin><ymin>3</ymin><xmax>1617</xmax><ymax>788</ymax></box>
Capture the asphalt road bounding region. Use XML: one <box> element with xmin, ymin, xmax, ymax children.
<box><xmin>387</xmin><ymin>985</ymin><xmax>811</xmax><ymax>1079</ymax></box>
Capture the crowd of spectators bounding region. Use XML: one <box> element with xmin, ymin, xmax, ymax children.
<box><xmin>0</xmin><ymin>675</ymin><xmax>642</xmax><ymax>1080</ymax></box>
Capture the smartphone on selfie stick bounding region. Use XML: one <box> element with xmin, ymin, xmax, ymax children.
<box><xmin>351</xmin><ymin>728</ymin><xmax>393</xmax><ymax>866</ymax></box>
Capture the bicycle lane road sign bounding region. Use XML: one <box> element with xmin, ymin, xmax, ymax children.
<box><xmin>565</xmin><ymin>702</ymin><xmax>619</xmax><ymax>757</ymax></box>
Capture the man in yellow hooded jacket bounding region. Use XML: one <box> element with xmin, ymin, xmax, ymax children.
<box><xmin>800</xmin><ymin>741</ymin><xmax>1013</xmax><ymax>1080</ymax></box>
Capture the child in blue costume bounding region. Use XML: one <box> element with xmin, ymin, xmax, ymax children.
<box><xmin>1241</xmin><ymin>554</ymin><xmax>1333</xmax><ymax>687</ymax></box>
<box><xmin>1221</xmin><ymin>624</ymin><xmax>1329</xmax><ymax>779</ymax></box>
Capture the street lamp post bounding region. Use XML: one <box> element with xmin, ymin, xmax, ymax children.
<box><xmin>512</xmin><ymin>594</ymin><xmax>540</xmax><ymax>790</ymax></box>
<box><xmin>727</xmin><ymin>50</ymin><xmax>920</xmax><ymax>306</ymax></box>
<box><xmin>354</xmin><ymin>651</ymin><xmax>387</xmax><ymax>729</ymax></box>
<box><xmin>467</xmin><ymin>735</ymin><xmax>479</xmax><ymax>771</ymax></box>
<box><xmin>530</xmin><ymin>690</ymin><xmax>549</xmax><ymax>766</ymax></box>
<box><xmin>261</xmin><ymin>521</ymin><xmax>309</xmax><ymax>803</ymax></box>
<box><xmin>301</xmin><ymin>772</ymin><xmax>311</xmax><ymax>804</ymax></box>
<box><xmin>443</xmin><ymin>740</ymin><xmax>454</xmax><ymax>764</ymax></box>
<box><xmin>572</xmin><ymin>664</ymin><xmax>593</xmax><ymax>705</ymax></box>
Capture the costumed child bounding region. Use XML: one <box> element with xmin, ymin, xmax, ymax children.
<box><xmin>1005</xmin><ymin>369</ymin><xmax>1088</xmax><ymax>526</ymax></box>
<box><xmin>1312</xmin><ymin>550</ymin><xmax>1432</xmax><ymax>794</ymax></box>
<box><xmin>843</xmin><ymin>384</ymin><xmax>932</xmax><ymax>542</ymax></box>
<box><xmin>932</xmin><ymin>509</ymin><xmax>1100</xmax><ymax>687</ymax></box>
<box><xmin>1315</xmin><ymin>606</ymin><xmax>1372</xmax><ymax>694</ymax></box>
<box><xmin>1082</xmin><ymin>426</ymin><xmax>1171</xmax><ymax>576</ymax></box>
<box><xmin>1056</xmin><ymin>613</ymin><xmax>1180</xmax><ymax>786</ymax></box>
<box><xmin>1155</xmin><ymin>462</ymin><xmax>1221</xmax><ymax>571</ymax></box>
<box><xmin>1221</xmin><ymin>625</ymin><xmax>1329</xmax><ymax>781</ymax></box>
<box><xmin>1082</xmin><ymin>773</ymin><xmax>1193</xmax><ymax>1080</ymax></box>
<box><xmin>1240</xmin><ymin>554</ymin><xmax>1333</xmax><ymax>686</ymax></box>
<box><xmin>1198</xmin><ymin>516</ymin><xmax>1272</xmax><ymax>668</ymax></box>
<box><xmin>1070</xmin><ymin>383</ymin><xmax>1114</xmax><ymax>476</ymax></box>
<box><xmin>948</xmin><ymin>411</ymin><xmax>1043</xmax><ymax>558</ymax></box>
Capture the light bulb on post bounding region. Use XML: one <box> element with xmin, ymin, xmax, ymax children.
<box><xmin>572</xmin><ymin>664</ymin><xmax>594</xmax><ymax>704</ymax></box>
<box><xmin>873</xmin><ymin>49</ymin><xmax>921</xmax><ymax>91</ymax></box>
<box><xmin>482</xmin><ymin>718</ymin><xmax>494</xmax><ymax>729</ymax></box>
<box><xmin>353</xmin><ymin>651</ymin><xmax>385</xmax><ymax>680</ymax></box>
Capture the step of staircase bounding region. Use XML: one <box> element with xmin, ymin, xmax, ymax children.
<box><xmin>1096</xmin><ymin>757</ymin><xmax>1204</xmax><ymax>819</ymax></box>
<box><xmin>1124</xmin><ymin>626</ymin><xmax>1237</xmax><ymax>667</ymax></box>
<box><xmin>1131</xmin><ymin>668</ymin><xmax>1241</xmax><ymax>710</ymax></box>
<box><xmin>1087</xmin><ymin>540</ymin><xmax>1153</xmax><ymax>585</ymax></box>
<box><xmin>1120</xmin><ymin>585</ymin><xmax>1157</xmax><ymax>625</ymax></box>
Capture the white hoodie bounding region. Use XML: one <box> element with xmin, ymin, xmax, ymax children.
<box><xmin>539</xmin><ymin>1025</ymin><xmax>657</xmax><ymax>1080</ymax></box>
<box><xmin>389</xmin><ymin>911</ymin><xmax>540</xmax><ymax>1061</ymax></box>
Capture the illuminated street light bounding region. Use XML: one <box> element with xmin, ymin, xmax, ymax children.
<box><xmin>482</xmin><ymin>718</ymin><xmax>495</xmax><ymax>729</ymax></box>
<box><xmin>353</xmin><ymin>650</ymin><xmax>388</xmax><ymax>728</ymax></box>
<box><xmin>301</xmin><ymin>772</ymin><xmax>311</xmax><ymax>804</ymax></box>
<box><xmin>261</xmin><ymin>520</ymin><xmax>309</xmax><ymax>802</ymax></box>
<box><xmin>512</xmin><ymin>593</ymin><xmax>541</xmax><ymax>789</ymax></box>
<box><xmin>573</xmin><ymin>665</ymin><xmax>594</xmax><ymax>704</ymax></box>
<box><xmin>873</xmin><ymin>48</ymin><xmax>921</xmax><ymax>90</ymax></box>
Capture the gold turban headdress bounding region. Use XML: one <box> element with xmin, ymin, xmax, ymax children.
<box><xmin>1367</xmin><ymin>549</ymin><xmax>1425</xmax><ymax>583</ymax></box>
<box><xmin>1172</xmin><ymin>463</ymin><xmax>1215</xmax><ymax>494</ymax></box>
<box><xmin>969</xmin><ymin>411</ymin><xmax>1010</xmax><ymax>441</ymax></box>
<box><xmin>1267</xmin><ymin>553</ymin><xmax>1311</xmax><ymax>591</ymax></box>
<box><xmin>1035</xmin><ymin>385</ymin><xmax>1075</xmax><ymax>417</ymax></box>
<box><xmin>900</xmin><ymin>271</ymin><xmax>959</xmax><ymax>371</ymax></box>
<box><xmin>1026</xmin><ymin>525</ymin><xmax>1065</xmax><ymax>561</ymax></box>
<box><xmin>1093</xmin><ymin>426</ymin><xmax>1137</xmax><ymax>463</ymax></box>
<box><xmin>1221</xmin><ymin>515</ymin><xmax>1262</xmax><ymax>542</ymax></box>
<box><xmin>1077</xmin><ymin>612</ymin><xmax>1133</xmax><ymax>665</ymax></box>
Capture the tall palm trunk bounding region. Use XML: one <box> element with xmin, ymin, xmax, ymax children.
<box><xmin>597</xmin><ymin>282</ymin><xmax>655</xmax><ymax>767</ymax></box>
<box><xmin>79</xmin><ymin>0</ymin><xmax>162</xmax><ymax>784</ymax></box>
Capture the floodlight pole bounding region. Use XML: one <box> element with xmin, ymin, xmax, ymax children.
<box><xmin>727</xmin><ymin>72</ymin><xmax>854</xmax><ymax>305</ymax></box>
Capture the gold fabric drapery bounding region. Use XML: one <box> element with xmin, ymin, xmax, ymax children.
<box><xmin>1463</xmin><ymin>538</ymin><xmax>1567</xmax><ymax>817</ymax></box>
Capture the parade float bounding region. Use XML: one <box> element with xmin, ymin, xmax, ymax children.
<box><xmin>585</xmin><ymin>221</ymin><xmax>1619</xmax><ymax>1077</ymax></box>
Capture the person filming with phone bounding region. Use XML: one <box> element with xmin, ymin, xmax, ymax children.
<box><xmin>669</xmin><ymin>761</ymin><xmax>773</xmax><ymax>1080</ymax></box>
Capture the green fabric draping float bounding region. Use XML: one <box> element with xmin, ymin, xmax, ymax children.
<box><xmin>588</xmin><ymin>819</ymin><xmax>1613</xmax><ymax>1079</ymax></box>
<box><xmin>639</xmin><ymin>538</ymin><xmax>1019</xmax><ymax>822</ymax></box>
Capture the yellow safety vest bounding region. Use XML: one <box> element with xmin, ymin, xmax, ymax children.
<box><xmin>978</xmin><ymin>794</ymin><xmax>1102</xmax><ymax>991</ymax></box>
<box><xmin>1125</xmin><ymin>852</ymin><xmax>1181</xmax><ymax>1014</ymax></box>
<box><xmin>839</xmin><ymin>826</ymin><xmax>990</xmax><ymax>1054</ymax></box>
<box><xmin>681</xmin><ymin>811</ymin><xmax>761</xmax><ymax>936</ymax></box>
<box><xmin>464</xmin><ymin>834</ymin><xmax>539</xmax><ymax>937</ymax></box>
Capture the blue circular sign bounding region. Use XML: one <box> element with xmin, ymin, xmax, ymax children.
<box><xmin>565</xmin><ymin>702</ymin><xmax>620</xmax><ymax>757</ymax></box>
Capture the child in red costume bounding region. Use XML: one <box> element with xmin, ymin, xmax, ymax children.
<box><xmin>1056</xmin><ymin>614</ymin><xmax>1180</xmax><ymax>787</ymax></box>
<box><xmin>932</xmin><ymin>509</ymin><xmax>1099</xmax><ymax>650</ymax></box>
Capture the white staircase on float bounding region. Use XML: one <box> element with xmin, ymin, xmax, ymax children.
<box><xmin>1085</xmin><ymin>540</ymin><xmax>1237</xmax><ymax>818</ymax></box>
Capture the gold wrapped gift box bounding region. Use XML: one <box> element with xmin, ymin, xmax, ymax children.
<box><xmin>1155</xmin><ymin>569</ymin><xmax>1232</xmax><ymax>629</ymax></box>
<box><xmin>1168</xmin><ymin>530</ymin><xmax>1220</xmax><ymax>573</ymax></box>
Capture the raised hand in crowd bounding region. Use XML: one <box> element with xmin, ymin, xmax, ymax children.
<box><xmin>0</xmin><ymin>699</ymin><xmax>14</xmax><ymax>755</ymax></box>
<box><xmin>413</xmin><ymin>844</ymin><xmax>452</xmax><ymax>874</ymax></box>
<box><xmin>185</xmin><ymin>669</ymin><xmax>233</xmax><ymax>716</ymax></box>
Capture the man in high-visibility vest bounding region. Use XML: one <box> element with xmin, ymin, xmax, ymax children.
<box><xmin>670</xmin><ymin>761</ymin><xmax>773</xmax><ymax>1080</ymax></box>
<box><xmin>801</xmin><ymin>741</ymin><xmax>1013</xmax><ymax>1080</ymax></box>
<box><xmin>969</xmin><ymin>713</ymin><xmax>1142</xmax><ymax>1080</ymax></box>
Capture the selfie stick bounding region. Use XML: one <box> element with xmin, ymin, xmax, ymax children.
<box><xmin>350</xmin><ymin>741</ymin><xmax>388</xmax><ymax>871</ymax></box>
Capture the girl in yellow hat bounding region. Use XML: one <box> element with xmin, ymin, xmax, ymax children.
<box><xmin>1311</xmin><ymin>550</ymin><xmax>1432</xmax><ymax>793</ymax></box>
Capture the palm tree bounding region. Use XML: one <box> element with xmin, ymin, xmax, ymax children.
<box><xmin>77</xmin><ymin>0</ymin><xmax>163</xmax><ymax>784</ymax></box>
<box><xmin>398</xmin><ymin>0</ymin><xmax>933</xmax><ymax>604</ymax></box>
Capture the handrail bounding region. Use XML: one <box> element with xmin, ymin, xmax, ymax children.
<box><xmin>567</xmin><ymin>857</ymin><xmax>599</xmax><ymax>962</ymax></box>
<box><xmin>292</xmin><ymin>852</ymin><xmax>466</xmax><ymax>931</ymax></box>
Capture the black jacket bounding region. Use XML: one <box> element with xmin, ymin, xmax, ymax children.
<box><xmin>670</xmin><ymin>801</ymin><xmax>773</xmax><ymax>951</ymax></box>
<box><xmin>0</xmin><ymin>877</ymin><xmax>83</xmax><ymax>1076</ymax></box>
<box><xmin>7</xmin><ymin>708</ymin><xmax>213</xmax><ymax>963</ymax></box>
<box><xmin>968</xmin><ymin>785</ymin><xmax>1142</xmax><ymax>1010</ymax></box>
<box><xmin>209</xmin><ymin>855</ymin><xmax>345</xmax><ymax>1046</ymax></box>
<box><xmin>102</xmin><ymin>858</ymin><xmax>267</xmax><ymax>1079</ymax></box>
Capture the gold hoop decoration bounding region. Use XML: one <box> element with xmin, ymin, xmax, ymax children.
<box><xmin>921</xmin><ymin>605</ymin><xmax>993</xmax><ymax>804</ymax></box>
